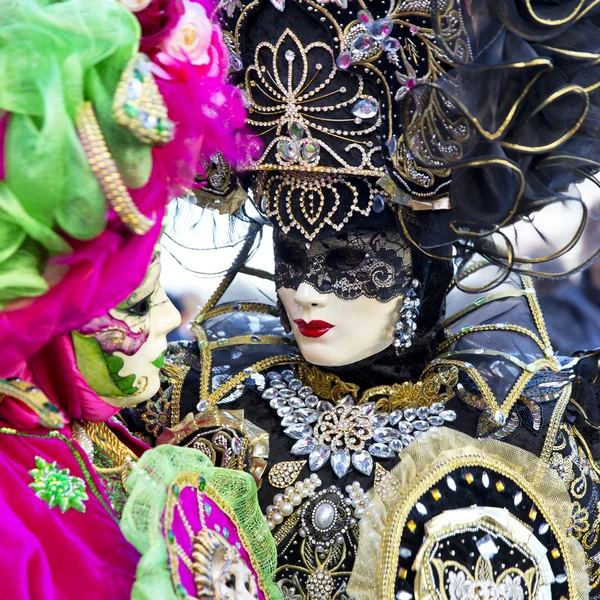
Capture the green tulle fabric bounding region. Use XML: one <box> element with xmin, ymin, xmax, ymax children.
<box><xmin>0</xmin><ymin>0</ymin><xmax>150</xmax><ymax>306</ymax></box>
<box><xmin>121</xmin><ymin>445</ymin><xmax>282</xmax><ymax>600</ymax></box>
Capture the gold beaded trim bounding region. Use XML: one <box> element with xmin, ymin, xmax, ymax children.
<box><xmin>207</xmin><ymin>334</ymin><xmax>294</xmax><ymax>351</ymax></box>
<box><xmin>436</xmin><ymin>323</ymin><xmax>547</xmax><ymax>355</ymax></box>
<box><xmin>541</xmin><ymin>383</ymin><xmax>573</xmax><ymax>464</ymax></box>
<box><xmin>161</xmin><ymin>362</ymin><xmax>190</xmax><ymax>428</ymax></box>
<box><xmin>268</xmin><ymin>460</ymin><xmax>307</xmax><ymax>489</ymax></box>
<box><xmin>76</xmin><ymin>101</ymin><xmax>154</xmax><ymax>235</ymax></box>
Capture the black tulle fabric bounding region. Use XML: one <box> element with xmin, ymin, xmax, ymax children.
<box><xmin>404</xmin><ymin>0</ymin><xmax>600</xmax><ymax>265</ymax></box>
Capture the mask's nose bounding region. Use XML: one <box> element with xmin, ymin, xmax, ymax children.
<box><xmin>294</xmin><ymin>282</ymin><xmax>329</xmax><ymax>308</ymax></box>
<box><xmin>154</xmin><ymin>287</ymin><xmax>182</xmax><ymax>336</ymax></box>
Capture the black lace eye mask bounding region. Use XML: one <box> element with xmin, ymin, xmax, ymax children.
<box><xmin>273</xmin><ymin>229</ymin><xmax>412</xmax><ymax>302</ymax></box>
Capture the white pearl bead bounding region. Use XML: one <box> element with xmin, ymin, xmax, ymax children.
<box><xmin>272</xmin><ymin>512</ymin><xmax>283</xmax><ymax>524</ymax></box>
<box><xmin>308</xmin><ymin>483</ymin><xmax>315</xmax><ymax>491</ymax></box>
<box><xmin>301</xmin><ymin>487</ymin><xmax>310</xmax><ymax>498</ymax></box>
<box><xmin>291</xmin><ymin>494</ymin><xmax>302</xmax><ymax>506</ymax></box>
<box><xmin>266</xmin><ymin>505</ymin><xmax>276</xmax><ymax>516</ymax></box>
<box><xmin>267</xmin><ymin>520</ymin><xmax>274</xmax><ymax>530</ymax></box>
<box><xmin>274</xmin><ymin>494</ymin><xmax>283</xmax><ymax>505</ymax></box>
<box><xmin>285</xmin><ymin>487</ymin><xmax>294</xmax><ymax>496</ymax></box>
<box><xmin>280</xmin><ymin>502</ymin><xmax>294</xmax><ymax>516</ymax></box>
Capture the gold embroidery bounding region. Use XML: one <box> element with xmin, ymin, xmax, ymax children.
<box><xmin>360</xmin><ymin>365</ymin><xmax>458</xmax><ymax>411</ymax></box>
<box><xmin>298</xmin><ymin>362</ymin><xmax>360</xmax><ymax>403</ymax></box>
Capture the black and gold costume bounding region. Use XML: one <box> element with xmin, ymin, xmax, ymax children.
<box><xmin>121</xmin><ymin>264</ymin><xmax>600</xmax><ymax>599</ymax></box>
<box><xmin>122</xmin><ymin>0</ymin><xmax>600</xmax><ymax>597</ymax></box>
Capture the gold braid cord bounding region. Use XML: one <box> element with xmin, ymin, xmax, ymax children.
<box><xmin>78</xmin><ymin>420</ymin><xmax>138</xmax><ymax>482</ymax></box>
<box><xmin>76</xmin><ymin>101</ymin><xmax>154</xmax><ymax>235</ymax></box>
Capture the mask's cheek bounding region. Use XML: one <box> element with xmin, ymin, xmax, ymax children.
<box><xmin>71</xmin><ymin>331</ymin><xmax>134</xmax><ymax>398</ymax></box>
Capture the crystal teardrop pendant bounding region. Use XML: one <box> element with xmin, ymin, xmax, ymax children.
<box><xmin>369</xmin><ymin>17</ymin><xmax>393</xmax><ymax>40</ymax></box>
<box><xmin>372</xmin><ymin>193</ymin><xmax>385</xmax><ymax>213</ymax></box>
<box><xmin>270</xmin><ymin>0</ymin><xmax>285</xmax><ymax>11</ymax></box>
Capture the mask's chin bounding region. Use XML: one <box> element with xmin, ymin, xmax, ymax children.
<box><xmin>99</xmin><ymin>369</ymin><xmax>159</xmax><ymax>407</ymax></box>
<box><xmin>295</xmin><ymin>337</ymin><xmax>394</xmax><ymax>368</ymax></box>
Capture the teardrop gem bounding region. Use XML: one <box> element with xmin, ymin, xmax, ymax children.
<box><xmin>352</xmin><ymin>450</ymin><xmax>374</xmax><ymax>476</ymax></box>
<box><xmin>389</xmin><ymin>409</ymin><xmax>403</xmax><ymax>425</ymax></box>
<box><xmin>284</xmin><ymin>423</ymin><xmax>313</xmax><ymax>439</ymax></box>
<box><xmin>368</xmin><ymin>443</ymin><xmax>394</xmax><ymax>458</ymax></box>
<box><xmin>288</xmin><ymin>121</ymin><xmax>305</xmax><ymax>140</ymax></box>
<box><xmin>277</xmin><ymin>139</ymin><xmax>299</xmax><ymax>162</ymax></box>
<box><xmin>351</xmin><ymin>98</ymin><xmax>379</xmax><ymax>119</ymax></box>
<box><xmin>270</xmin><ymin>0</ymin><xmax>285</xmax><ymax>11</ymax></box>
<box><xmin>372</xmin><ymin>194</ymin><xmax>385</xmax><ymax>213</ymax></box>
<box><xmin>290</xmin><ymin>437</ymin><xmax>316</xmax><ymax>456</ymax></box>
<box><xmin>331</xmin><ymin>449</ymin><xmax>351</xmax><ymax>478</ymax></box>
<box><xmin>309</xmin><ymin>445</ymin><xmax>331</xmax><ymax>471</ymax></box>
<box><xmin>295</xmin><ymin>408</ymin><xmax>320</xmax><ymax>424</ymax></box>
<box><xmin>351</xmin><ymin>33</ymin><xmax>373</xmax><ymax>53</ymax></box>
<box><xmin>374</xmin><ymin>427</ymin><xmax>401</xmax><ymax>444</ymax></box>
<box><xmin>336</xmin><ymin>51</ymin><xmax>352</xmax><ymax>70</ymax></box>
<box><xmin>300</xmin><ymin>139</ymin><xmax>320</xmax><ymax>165</ymax></box>
<box><xmin>370</xmin><ymin>17</ymin><xmax>393</xmax><ymax>40</ymax></box>
<box><xmin>383</xmin><ymin>37</ymin><xmax>400</xmax><ymax>52</ymax></box>
<box><xmin>357</xmin><ymin>10</ymin><xmax>372</xmax><ymax>24</ymax></box>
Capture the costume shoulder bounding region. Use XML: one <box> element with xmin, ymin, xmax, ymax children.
<box><xmin>432</xmin><ymin>263</ymin><xmax>574</xmax><ymax>458</ymax></box>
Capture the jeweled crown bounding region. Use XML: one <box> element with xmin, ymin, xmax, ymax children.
<box><xmin>220</xmin><ymin>0</ymin><xmax>462</xmax><ymax>240</ymax></box>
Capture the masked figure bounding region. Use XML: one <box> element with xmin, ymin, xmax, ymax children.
<box><xmin>120</xmin><ymin>1</ymin><xmax>600</xmax><ymax>599</ymax></box>
<box><xmin>0</xmin><ymin>0</ymin><xmax>278</xmax><ymax>598</ymax></box>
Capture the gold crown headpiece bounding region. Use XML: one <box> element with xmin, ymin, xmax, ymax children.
<box><xmin>217</xmin><ymin>0</ymin><xmax>462</xmax><ymax>241</ymax></box>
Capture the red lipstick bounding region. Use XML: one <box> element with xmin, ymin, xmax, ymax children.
<box><xmin>294</xmin><ymin>319</ymin><xmax>334</xmax><ymax>338</ymax></box>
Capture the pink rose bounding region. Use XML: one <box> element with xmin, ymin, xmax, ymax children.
<box><xmin>130</xmin><ymin>0</ymin><xmax>185</xmax><ymax>54</ymax></box>
<box><xmin>159</xmin><ymin>0</ymin><xmax>214</xmax><ymax>66</ymax></box>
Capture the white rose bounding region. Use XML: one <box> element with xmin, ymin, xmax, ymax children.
<box><xmin>159</xmin><ymin>0</ymin><xmax>213</xmax><ymax>66</ymax></box>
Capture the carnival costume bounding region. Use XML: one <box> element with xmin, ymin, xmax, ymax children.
<box><xmin>117</xmin><ymin>1</ymin><xmax>600</xmax><ymax>599</ymax></box>
<box><xmin>0</xmin><ymin>0</ymin><xmax>278</xmax><ymax>597</ymax></box>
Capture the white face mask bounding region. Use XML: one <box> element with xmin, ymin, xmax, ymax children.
<box><xmin>73</xmin><ymin>256</ymin><xmax>181</xmax><ymax>406</ymax></box>
<box><xmin>278</xmin><ymin>283</ymin><xmax>403</xmax><ymax>367</ymax></box>
<box><xmin>274</xmin><ymin>229</ymin><xmax>412</xmax><ymax>367</ymax></box>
